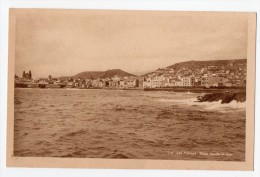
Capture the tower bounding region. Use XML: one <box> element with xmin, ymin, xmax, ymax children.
<box><xmin>29</xmin><ymin>70</ymin><xmax>32</xmax><ymax>79</ymax></box>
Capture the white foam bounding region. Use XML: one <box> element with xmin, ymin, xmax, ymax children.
<box><xmin>159</xmin><ymin>98</ymin><xmax>246</xmax><ymax>112</ymax></box>
<box><xmin>188</xmin><ymin>100</ymin><xmax>246</xmax><ymax>110</ymax></box>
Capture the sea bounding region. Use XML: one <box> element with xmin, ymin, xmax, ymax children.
<box><xmin>14</xmin><ymin>88</ymin><xmax>246</xmax><ymax>161</ymax></box>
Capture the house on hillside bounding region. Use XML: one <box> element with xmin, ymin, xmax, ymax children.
<box><xmin>112</xmin><ymin>75</ymin><xmax>121</xmax><ymax>81</ymax></box>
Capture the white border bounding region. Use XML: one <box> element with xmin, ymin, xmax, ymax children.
<box><xmin>0</xmin><ymin>0</ymin><xmax>259</xmax><ymax>177</ymax></box>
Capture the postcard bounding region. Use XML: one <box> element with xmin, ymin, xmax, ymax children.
<box><xmin>7</xmin><ymin>8</ymin><xmax>256</xmax><ymax>170</ymax></box>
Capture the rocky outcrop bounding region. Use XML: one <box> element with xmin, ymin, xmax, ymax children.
<box><xmin>197</xmin><ymin>93</ymin><xmax>246</xmax><ymax>104</ymax></box>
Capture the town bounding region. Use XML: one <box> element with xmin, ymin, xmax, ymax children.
<box><xmin>15</xmin><ymin>60</ymin><xmax>247</xmax><ymax>89</ymax></box>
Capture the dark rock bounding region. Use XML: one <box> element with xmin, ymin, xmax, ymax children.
<box><xmin>197</xmin><ymin>93</ymin><xmax>246</xmax><ymax>104</ymax></box>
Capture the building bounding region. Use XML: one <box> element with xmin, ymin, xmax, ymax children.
<box><xmin>174</xmin><ymin>79</ymin><xmax>183</xmax><ymax>86</ymax></box>
<box><xmin>118</xmin><ymin>80</ymin><xmax>125</xmax><ymax>88</ymax></box>
<box><xmin>126</xmin><ymin>79</ymin><xmax>137</xmax><ymax>88</ymax></box>
<box><xmin>143</xmin><ymin>79</ymin><xmax>152</xmax><ymax>88</ymax></box>
<box><xmin>194</xmin><ymin>77</ymin><xmax>202</xmax><ymax>86</ymax></box>
<box><xmin>204</xmin><ymin>76</ymin><xmax>227</xmax><ymax>88</ymax></box>
<box><xmin>181</xmin><ymin>77</ymin><xmax>194</xmax><ymax>86</ymax></box>
<box><xmin>22</xmin><ymin>70</ymin><xmax>32</xmax><ymax>80</ymax></box>
<box><xmin>151</xmin><ymin>80</ymin><xmax>164</xmax><ymax>88</ymax></box>
<box><xmin>164</xmin><ymin>79</ymin><xmax>175</xmax><ymax>87</ymax></box>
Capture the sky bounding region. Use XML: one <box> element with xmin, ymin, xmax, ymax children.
<box><xmin>15</xmin><ymin>9</ymin><xmax>248</xmax><ymax>78</ymax></box>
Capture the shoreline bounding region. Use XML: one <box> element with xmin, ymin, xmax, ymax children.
<box><xmin>15</xmin><ymin>87</ymin><xmax>246</xmax><ymax>104</ymax></box>
<box><xmin>196</xmin><ymin>92</ymin><xmax>246</xmax><ymax>104</ymax></box>
<box><xmin>15</xmin><ymin>86</ymin><xmax>246</xmax><ymax>93</ymax></box>
<box><xmin>143</xmin><ymin>87</ymin><xmax>246</xmax><ymax>94</ymax></box>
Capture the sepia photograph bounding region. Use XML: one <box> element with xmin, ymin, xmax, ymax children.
<box><xmin>7</xmin><ymin>9</ymin><xmax>256</xmax><ymax>170</ymax></box>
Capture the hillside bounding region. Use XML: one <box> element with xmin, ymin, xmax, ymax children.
<box><xmin>99</xmin><ymin>69</ymin><xmax>136</xmax><ymax>78</ymax></box>
<box><xmin>144</xmin><ymin>59</ymin><xmax>246</xmax><ymax>76</ymax></box>
<box><xmin>166</xmin><ymin>59</ymin><xmax>246</xmax><ymax>70</ymax></box>
<box><xmin>73</xmin><ymin>71</ymin><xmax>104</xmax><ymax>79</ymax></box>
<box><xmin>60</xmin><ymin>69</ymin><xmax>135</xmax><ymax>80</ymax></box>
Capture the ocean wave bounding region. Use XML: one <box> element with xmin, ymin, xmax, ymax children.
<box><xmin>14</xmin><ymin>88</ymin><xmax>246</xmax><ymax>160</ymax></box>
<box><xmin>187</xmin><ymin>99</ymin><xmax>246</xmax><ymax>110</ymax></box>
<box><xmin>172</xmin><ymin>91</ymin><xmax>197</xmax><ymax>95</ymax></box>
<box><xmin>159</xmin><ymin>98</ymin><xmax>246</xmax><ymax>111</ymax></box>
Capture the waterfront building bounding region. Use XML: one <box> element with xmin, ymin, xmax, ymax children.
<box><xmin>109</xmin><ymin>80</ymin><xmax>118</xmax><ymax>87</ymax></box>
<box><xmin>91</xmin><ymin>79</ymin><xmax>100</xmax><ymax>88</ymax></box>
<box><xmin>173</xmin><ymin>79</ymin><xmax>182</xmax><ymax>86</ymax></box>
<box><xmin>143</xmin><ymin>79</ymin><xmax>152</xmax><ymax>88</ymax></box>
<box><xmin>119</xmin><ymin>80</ymin><xmax>125</xmax><ymax>88</ymax></box>
<box><xmin>22</xmin><ymin>70</ymin><xmax>32</xmax><ymax>80</ymax></box>
<box><xmin>204</xmin><ymin>76</ymin><xmax>227</xmax><ymax>88</ymax></box>
<box><xmin>194</xmin><ymin>77</ymin><xmax>202</xmax><ymax>86</ymax></box>
<box><xmin>181</xmin><ymin>77</ymin><xmax>194</xmax><ymax>87</ymax></box>
<box><xmin>98</xmin><ymin>80</ymin><xmax>104</xmax><ymax>88</ymax></box>
<box><xmin>147</xmin><ymin>76</ymin><xmax>163</xmax><ymax>88</ymax></box>
<box><xmin>137</xmin><ymin>79</ymin><xmax>143</xmax><ymax>88</ymax></box>
<box><xmin>164</xmin><ymin>79</ymin><xmax>175</xmax><ymax>87</ymax></box>
<box><xmin>126</xmin><ymin>78</ymin><xmax>137</xmax><ymax>88</ymax></box>
<box><xmin>39</xmin><ymin>80</ymin><xmax>49</xmax><ymax>84</ymax></box>
<box><xmin>66</xmin><ymin>81</ymin><xmax>75</xmax><ymax>88</ymax></box>
<box><xmin>151</xmin><ymin>80</ymin><xmax>164</xmax><ymax>88</ymax></box>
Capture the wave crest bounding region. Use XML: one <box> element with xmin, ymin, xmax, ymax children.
<box><xmin>159</xmin><ymin>98</ymin><xmax>246</xmax><ymax>111</ymax></box>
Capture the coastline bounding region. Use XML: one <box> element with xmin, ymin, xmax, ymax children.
<box><xmin>15</xmin><ymin>84</ymin><xmax>245</xmax><ymax>93</ymax></box>
<box><xmin>15</xmin><ymin>86</ymin><xmax>246</xmax><ymax>104</ymax></box>
<box><xmin>196</xmin><ymin>92</ymin><xmax>246</xmax><ymax>104</ymax></box>
<box><xmin>143</xmin><ymin>87</ymin><xmax>246</xmax><ymax>94</ymax></box>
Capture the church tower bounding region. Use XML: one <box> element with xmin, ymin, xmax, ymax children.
<box><xmin>29</xmin><ymin>70</ymin><xmax>32</xmax><ymax>79</ymax></box>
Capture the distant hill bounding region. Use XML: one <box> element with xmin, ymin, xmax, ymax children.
<box><xmin>99</xmin><ymin>69</ymin><xmax>136</xmax><ymax>78</ymax></box>
<box><xmin>73</xmin><ymin>71</ymin><xmax>104</xmax><ymax>80</ymax></box>
<box><xmin>60</xmin><ymin>69</ymin><xmax>136</xmax><ymax>80</ymax></box>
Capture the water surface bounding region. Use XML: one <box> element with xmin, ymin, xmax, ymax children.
<box><xmin>14</xmin><ymin>88</ymin><xmax>245</xmax><ymax>161</ymax></box>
